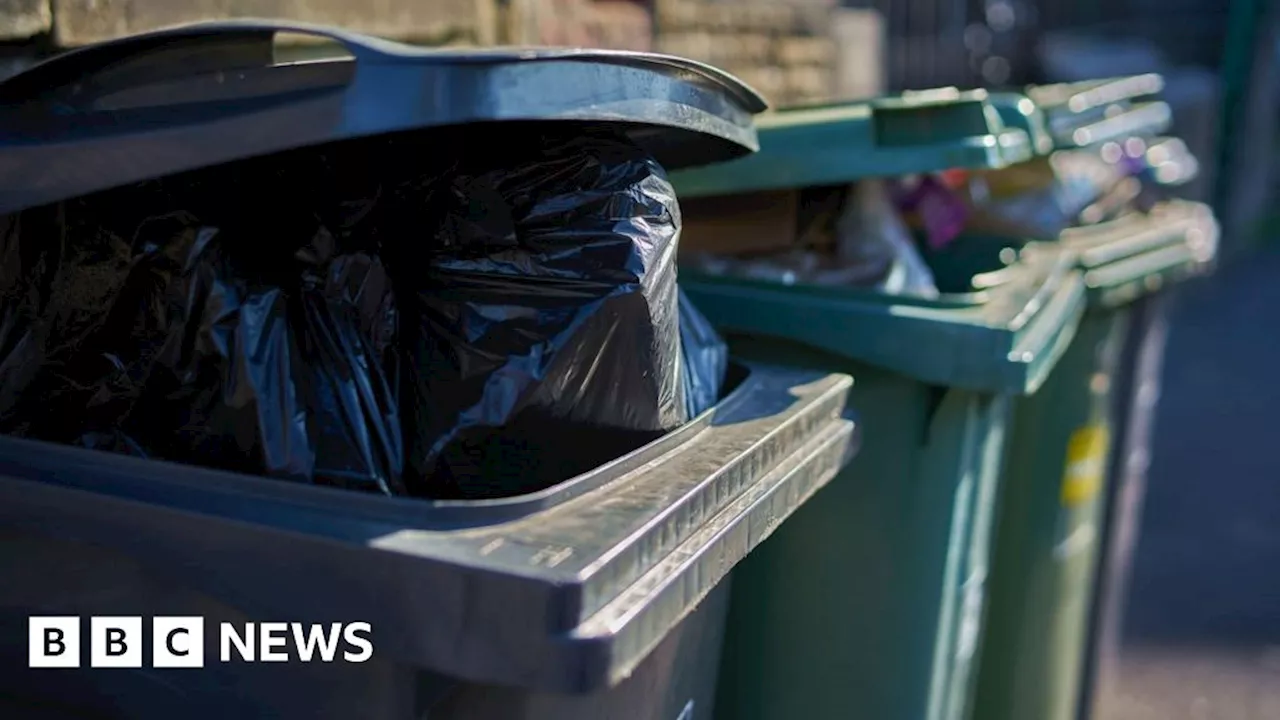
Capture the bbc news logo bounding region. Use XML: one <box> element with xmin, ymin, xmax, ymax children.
<box><xmin>29</xmin><ymin>617</ymin><xmax>373</xmax><ymax>668</ymax></box>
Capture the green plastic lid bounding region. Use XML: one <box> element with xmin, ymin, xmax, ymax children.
<box><xmin>1025</xmin><ymin>75</ymin><xmax>1172</xmax><ymax>150</ymax></box>
<box><xmin>1026</xmin><ymin>74</ymin><xmax>1164</xmax><ymax>113</ymax></box>
<box><xmin>1053</xmin><ymin>200</ymin><xmax>1218</xmax><ymax>308</ymax></box>
<box><xmin>990</xmin><ymin>93</ymin><xmax>1055</xmax><ymax>156</ymax></box>
<box><xmin>670</xmin><ymin>88</ymin><xmax>1033</xmax><ymax>199</ymax></box>
<box><xmin>1136</xmin><ymin>136</ymin><xmax>1200</xmax><ymax>186</ymax></box>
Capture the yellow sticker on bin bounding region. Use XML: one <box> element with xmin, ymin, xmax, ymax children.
<box><xmin>1060</xmin><ymin>424</ymin><xmax>1110</xmax><ymax>506</ymax></box>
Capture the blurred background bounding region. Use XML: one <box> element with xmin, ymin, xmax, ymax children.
<box><xmin>1</xmin><ymin>1</ymin><xmax>1276</xmax><ymax>717</ymax></box>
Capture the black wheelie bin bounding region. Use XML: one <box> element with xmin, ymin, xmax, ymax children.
<box><xmin>0</xmin><ymin>21</ymin><xmax>860</xmax><ymax>720</ymax></box>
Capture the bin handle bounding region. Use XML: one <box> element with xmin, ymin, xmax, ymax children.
<box><xmin>0</xmin><ymin>20</ymin><xmax>435</xmax><ymax>108</ymax></box>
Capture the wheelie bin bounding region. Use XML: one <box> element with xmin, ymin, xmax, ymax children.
<box><xmin>0</xmin><ymin>22</ymin><xmax>862</xmax><ymax>720</ymax></box>
<box><xmin>669</xmin><ymin>90</ymin><xmax>1086</xmax><ymax>720</ymax></box>
<box><xmin>968</xmin><ymin>77</ymin><xmax>1219</xmax><ymax>720</ymax></box>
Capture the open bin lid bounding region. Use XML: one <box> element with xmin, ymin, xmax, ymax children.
<box><xmin>669</xmin><ymin>88</ymin><xmax>1032</xmax><ymax>199</ymax></box>
<box><xmin>1139</xmin><ymin>136</ymin><xmax>1200</xmax><ymax>186</ymax></box>
<box><xmin>989</xmin><ymin>92</ymin><xmax>1055</xmax><ymax>156</ymax></box>
<box><xmin>1047</xmin><ymin>200</ymin><xmax>1218</xmax><ymax>308</ymax></box>
<box><xmin>1025</xmin><ymin>74</ymin><xmax>1172</xmax><ymax>150</ymax></box>
<box><xmin>0</xmin><ymin>19</ymin><xmax>768</xmax><ymax>215</ymax></box>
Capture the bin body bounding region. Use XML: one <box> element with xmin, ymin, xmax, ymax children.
<box><xmin>713</xmin><ymin>337</ymin><xmax>1009</xmax><ymax>720</ymax></box>
<box><xmin>971</xmin><ymin>202</ymin><xmax>1216</xmax><ymax>720</ymax></box>
<box><xmin>0</xmin><ymin>21</ymin><xmax>822</xmax><ymax>720</ymax></box>
<box><xmin>971</xmin><ymin>309</ymin><xmax>1128</xmax><ymax>720</ymax></box>
<box><xmin>1077</xmin><ymin>292</ymin><xmax>1172</xmax><ymax>720</ymax></box>
<box><xmin>0</xmin><ymin>526</ymin><xmax>730</xmax><ymax>720</ymax></box>
<box><xmin>677</xmin><ymin>242</ymin><xmax>1083</xmax><ymax>720</ymax></box>
<box><xmin>0</xmin><ymin>364</ymin><xmax>855</xmax><ymax>720</ymax></box>
<box><xmin>669</xmin><ymin>86</ymin><xmax>1080</xmax><ymax>720</ymax></box>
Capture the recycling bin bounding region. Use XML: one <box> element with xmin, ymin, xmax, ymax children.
<box><xmin>0</xmin><ymin>22</ymin><xmax>862</xmax><ymax>720</ymax></box>
<box><xmin>968</xmin><ymin>78</ymin><xmax>1219</xmax><ymax>720</ymax></box>
<box><xmin>670</xmin><ymin>90</ymin><xmax>1086</xmax><ymax>720</ymax></box>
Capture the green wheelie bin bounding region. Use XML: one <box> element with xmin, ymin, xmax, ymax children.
<box><xmin>669</xmin><ymin>90</ymin><xmax>1086</xmax><ymax>720</ymax></box>
<box><xmin>969</xmin><ymin>77</ymin><xmax>1220</xmax><ymax>720</ymax></box>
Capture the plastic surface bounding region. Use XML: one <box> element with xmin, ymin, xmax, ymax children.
<box><xmin>0</xmin><ymin>363</ymin><xmax>857</xmax><ymax>699</ymax></box>
<box><xmin>1077</xmin><ymin>294</ymin><xmax>1172</xmax><ymax>720</ymax></box>
<box><xmin>714</xmin><ymin>354</ymin><xmax>1010</xmax><ymax>720</ymax></box>
<box><xmin>397</xmin><ymin>129</ymin><xmax>688</xmax><ymax>499</ymax></box>
<box><xmin>1026</xmin><ymin>75</ymin><xmax>1164</xmax><ymax>123</ymax></box>
<box><xmin>991</xmin><ymin>93</ymin><xmax>1056</xmax><ymax>156</ymax></box>
<box><xmin>973</xmin><ymin>308</ymin><xmax>1127</xmax><ymax>720</ymax></box>
<box><xmin>0</xmin><ymin>154</ymin><xmax>404</xmax><ymax>496</ymax></box>
<box><xmin>0</xmin><ymin>20</ymin><xmax>767</xmax><ymax>215</ymax></box>
<box><xmin>676</xmin><ymin>198</ymin><xmax>1083</xmax><ymax>720</ymax></box>
<box><xmin>1049</xmin><ymin>200</ymin><xmax>1219</xmax><ymax>308</ymax></box>
<box><xmin>1134</xmin><ymin>137</ymin><xmax>1201</xmax><ymax>189</ymax></box>
<box><xmin>1025</xmin><ymin>76</ymin><xmax>1172</xmax><ymax>151</ymax></box>
<box><xmin>695</xmin><ymin>240</ymin><xmax>1081</xmax><ymax>720</ymax></box>
<box><xmin>668</xmin><ymin>89</ymin><xmax>1032</xmax><ymax>199</ymax></box>
<box><xmin>682</xmin><ymin>241</ymin><xmax>1085</xmax><ymax>395</ymax></box>
<box><xmin>970</xmin><ymin>202</ymin><xmax>1219</xmax><ymax>720</ymax></box>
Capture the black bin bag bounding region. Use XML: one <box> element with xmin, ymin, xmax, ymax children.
<box><xmin>0</xmin><ymin>150</ymin><xmax>405</xmax><ymax>496</ymax></box>
<box><xmin>0</xmin><ymin>124</ymin><xmax>729</xmax><ymax>500</ymax></box>
<box><xmin>679</xmin><ymin>287</ymin><xmax>729</xmax><ymax>420</ymax></box>
<box><xmin>396</xmin><ymin>127</ymin><xmax>695</xmax><ymax>499</ymax></box>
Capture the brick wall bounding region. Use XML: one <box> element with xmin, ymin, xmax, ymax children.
<box><xmin>506</xmin><ymin>0</ymin><xmax>652</xmax><ymax>51</ymax></box>
<box><xmin>653</xmin><ymin>0</ymin><xmax>839</xmax><ymax>107</ymax></box>
<box><xmin>39</xmin><ymin>0</ymin><xmax>497</xmax><ymax>46</ymax></box>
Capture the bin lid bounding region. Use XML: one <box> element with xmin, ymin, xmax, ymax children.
<box><xmin>1137</xmin><ymin>136</ymin><xmax>1200</xmax><ymax>186</ymax></box>
<box><xmin>670</xmin><ymin>88</ymin><xmax>1032</xmax><ymax>199</ymax></box>
<box><xmin>1052</xmin><ymin>200</ymin><xmax>1218</xmax><ymax>308</ymax></box>
<box><xmin>989</xmin><ymin>92</ymin><xmax>1055</xmax><ymax>156</ymax></box>
<box><xmin>0</xmin><ymin>20</ymin><xmax>767</xmax><ymax>215</ymax></box>
<box><xmin>1026</xmin><ymin>74</ymin><xmax>1164</xmax><ymax>114</ymax></box>
<box><xmin>1025</xmin><ymin>75</ymin><xmax>1172</xmax><ymax>149</ymax></box>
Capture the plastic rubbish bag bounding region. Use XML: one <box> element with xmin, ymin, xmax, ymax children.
<box><xmin>394</xmin><ymin>128</ymin><xmax>691</xmax><ymax>499</ymax></box>
<box><xmin>679</xmin><ymin>288</ymin><xmax>728</xmax><ymax>419</ymax></box>
<box><xmin>836</xmin><ymin>180</ymin><xmax>938</xmax><ymax>298</ymax></box>
<box><xmin>891</xmin><ymin>173</ymin><xmax>969</xmax><ymax>252</ymax></box>
<box><xmin>962</xmin><ymin>150</ymin><xmax>1126</xmax><ymax>237</ymax></box>
<box><xmin>684</xmin><ymin>181</ymin><xmax>939</xmax><ymax>298</ymax></box>
<box><xmin>0</xmin><ymin>153</ymin><xmax>405</xmax><ymax>495</ymax></box>
<box><xmin>0</xmin><ymin>126</ymin><xmax>722</xmax><ymax>501</ymax></box>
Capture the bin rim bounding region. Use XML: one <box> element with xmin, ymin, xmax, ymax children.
<box><xmin>670</xmin><ymin>87</ymin><xmax>1032</xmax><ymax>198</ymax></box>
<box><xmin>1052</xmin><ymin>101</ymin><xmax>1173</xmax><ymax>150</ymax></box>
<box><xmin>0</xmin><ymin>19</ymin><xmax>767</xmax><ymax>214</ymax></box>
<box><xmin>681</xmin><ymin>246</ymin><xmax>1087</xmax><ymax>396</ymax></box>
<box><xmin>1025</xmin><ymin>74</ymin><xmax>1165</xmax><ymax>116</ymax></box>
<box><xmin>964</xmin><ymin>201</ymin><xmax>1219</xmax><ymax>310</ymax></box>
<box><xmin>1022</xmin><ymin>75</ymin><xmax>1172</xmax><ymax>151</ymax></box>
<box><xmin>1064</xmin><ymin>201</ymin><xmax>1219</xmax><ymax>307</ymax></box>
<box><xmin>989</xmin><ymin>92</ymin><xmax>1056</xmax><ymax>156</ymax></box>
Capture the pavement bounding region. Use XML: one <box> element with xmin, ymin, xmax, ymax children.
<box><xmin>1095</xmin><ymin>246</ymin><xmax>1280</xmax><ymax>719</ymax></box>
